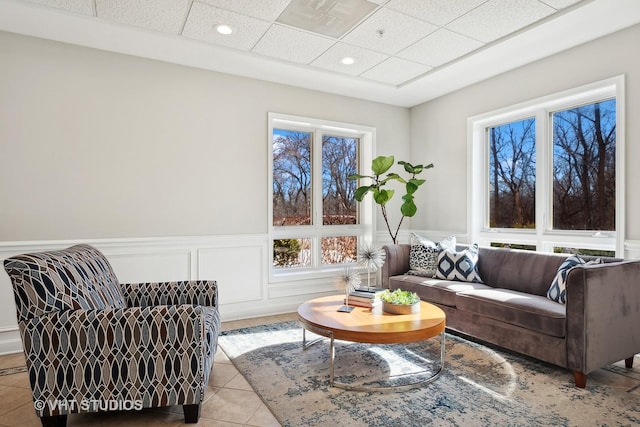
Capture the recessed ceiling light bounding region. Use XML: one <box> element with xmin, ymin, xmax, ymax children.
<box><xmin>340</xmin><ymin>57</ymin><xmax>355</xmax><ymax>65</ymax></box>
<box><xmin>214</xmin><ymin>24</ymin><xmax>233</xmax><ymax>35</ymax></box>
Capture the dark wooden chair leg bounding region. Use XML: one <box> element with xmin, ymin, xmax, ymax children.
<box><xmin>183</xmin><ymin>404</ymin><xmax>201</xmax><ymax>423</ymax></box>
<box><xmin>573</xmin><ymin>370</ymin><xmax>587</xmax><ymax>388</ymax></box>
<box><xmin>625</xmin><ymin>356</ymin><xmax>635</xmax><ymax>368</ymax></box>
<box><xmin>40</xmin><ymin>415</ymin><xmax>67</xmax><ymax>427</ymax></box>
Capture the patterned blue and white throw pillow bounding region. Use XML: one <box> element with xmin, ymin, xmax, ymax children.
<box><xmin>435</xmin><ymin>244</ymin><xmax>483</xmax><ymax>283</ymax></box>
<box><xmin>547</xmin><ymin>256</ymin><xmax>602</xmax><ymax>304</ymax></box>
<box><xmin>408</xmin><ymin>234</ymin><xmax>456</xmax><ymax>278</ymax></box>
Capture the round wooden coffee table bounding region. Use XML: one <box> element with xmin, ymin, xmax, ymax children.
<box><xmin>297</xmin><ymin>294</ymin><xmax>446</xmax><ymax>391</ymax></box>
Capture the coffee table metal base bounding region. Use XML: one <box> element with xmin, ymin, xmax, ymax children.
<box><xmin>302</xmin><ymin>324</ymin><xmax>445</xmax><ymax>392</ymax></box>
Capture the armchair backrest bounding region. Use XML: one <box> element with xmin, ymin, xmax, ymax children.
<box><xmin>4</xmin><ymin>244</ymin><xmax>126</xmax><ymax>322</ymax></box>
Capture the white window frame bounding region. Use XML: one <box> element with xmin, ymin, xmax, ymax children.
<box><xmin>468</xmin><ymin>76</ymin><xmax>625</xmax><ymax>256</ymax></box>
<box><xmin>268</xmin><ymin>112</ymin><xmax>375</xmax><ymax>281</ymax></box>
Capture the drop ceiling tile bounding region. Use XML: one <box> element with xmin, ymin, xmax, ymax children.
<box><xmin>311</xmin><ymin>42</ymin><xmax>388</xmax><ymax>76</ymax></box>
<box><xmin>386</xmin><ymin>0</ymin><xmax>486</xmax><ymax>26</ymax></box>
<box><xmin>198</xmin><ymin>0</ymin><xmax>290</xmax><ymax>21</ymax></box>
<box><xmin>398</xmin><ymin>28</ymin><xmax>483</xmax><ymax>67</ymax></box>
<box><xmin>446</xmin><ymin>0</ymin><xmax>556</xmax><ymax>43</ymax></box>
<box><xmin>24</xmin><ymin>0</ymin><xmax>94</xmax><ymax>15</ymax></box>
<box><xmin>183</xmin><ymin>2</ymin><xmax>271</xmax><ymax>51</ymax></box>
<box><xmin>541</xmin><ymin>0</ymin><xmax>584</xmax><ymax>9</ymax></box>
<box><xmin>361</xmin><ymin>57</ymin><xmax>431</xmax><ymax>85</ymax></box>
<box><xmin>252</xmin><ymin>24</ymin><xmax>336</xmax><ymax>64</ymax></box>
<box><xmin>95</xmin><ymin>0</ymin><xmax>191</xmax><ymax>34</ymax></box>
<box><xmin>341</xmin><ymin>7</ymin><xmax>437</xmax><ymax>55</ymax></box>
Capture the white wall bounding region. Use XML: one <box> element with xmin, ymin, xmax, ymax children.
<box><xmin>0</xmin><ymin>30</ymin><xmax>411</xmax><ymax>353</ymax></box>
<box><xmin>0</xmin><ymin>30</ymin><xmax>410</xmax><ymax>240</ymax></box>
<box><xmin>410</xmin><ymin>23</ymin><xmax>640</xmax><ymax>251</ymax></box>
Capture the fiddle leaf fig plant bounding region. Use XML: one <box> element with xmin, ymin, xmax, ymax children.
<box><xmin>348</xmin><ymin>155</ymin><xmax>434</xmax><ymax>244</ymax></box>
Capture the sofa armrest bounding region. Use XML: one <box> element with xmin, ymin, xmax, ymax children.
<box><xmin>381</xmin><ymin>244</ymin><xmax>411</xmax><ymax>288</ymax></box>
<box><xmin>121</xmin><ymin>280</ymin><xmax>218</xmax><ymax>308</ymax></box>
<box><xmin>20</xmin><ymin>304</ymin><xmax>213</xmax><ymax>416</ymax></box>
<box><xmin>565</xmin><ymin>260</ymin><xmax>640</xmax><ymax>375</ymax></box>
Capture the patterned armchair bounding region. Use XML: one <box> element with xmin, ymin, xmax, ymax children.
<box><xmin>3</xmin><ymin>244</ymin><xmax>220</xmax><ymax>427</ymax></box>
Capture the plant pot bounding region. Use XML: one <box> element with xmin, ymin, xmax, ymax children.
<box><xmin>382</xmin><ymin>301</ymin><xmax>421</xmax><ymax>315</ymax></box>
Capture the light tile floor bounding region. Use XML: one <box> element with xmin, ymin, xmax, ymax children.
<box><xmin>0</xmin><ymin>313</ymin><xmax>297</xmax><ymax>427</ymax></box>
<box><xmin>0</xmin><ymin>312</ymin><xmax>638</xmax><ymax>426</ymax></box>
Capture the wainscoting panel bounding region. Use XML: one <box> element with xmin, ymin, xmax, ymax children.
<box><xmin>198</xmin><ymin>245</ymin><xmax>265</xmax><ymax>305</ymax></box>
<box><xmin>0</xmin><ymin>236</ymin><xmax>284</xmax><ymax>353</ymax></box>
<box><xmin>625</xmin><ymin>240</ymin><xmax>640</xmax><ymax>259</ymax></box>
<box><xmin>107</xmin><ymin>249</ymin><xmax>192</xmax><ymax>283</ymax></box>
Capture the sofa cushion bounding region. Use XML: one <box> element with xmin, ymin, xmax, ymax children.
<box><xmin>546</xmin><ymin>256</ymin><xmax>603</xmax><ymax>304</ymax></box>
<box><xmin>456</xmin><ymin>288</ymin><xmax>566</xmax><ymax>337</ymax></box>
<box><xmin>389</xmin><ymin>275</ymin><xmax>491</xmax><ymax>307</ymax></box>
<box><xmin>435</xmin><ymin>244</ymin><xmax>483</xmax><ymax>283</ymax></box>
<box><xmin>408</xmin><ymin>234</ymin><xmax>456</xmax><ymax>277</ymax></box>
<box><xmin>477</xmin><ymin>247</ymin><xmax>567</xmax><ymax>296</ymax></box>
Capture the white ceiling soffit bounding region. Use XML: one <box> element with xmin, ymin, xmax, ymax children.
<box><xmin>0</xmin><ymin>0</ymin><xmax>639</xmax><ymax>108</ymax></box>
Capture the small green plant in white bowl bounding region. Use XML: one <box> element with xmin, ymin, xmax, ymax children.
<box><xmin>380</xmin><ymin>289</ymin><xmax>421</xmax><ymax>314</ymax></box>
<box><xmin>380</xmin><ymin>289</ymin><xmax>420</xmax><ymax>305</ymax></box>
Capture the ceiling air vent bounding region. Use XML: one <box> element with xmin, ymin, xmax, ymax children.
<box><xmin>276</xmin><ymin>0</ymin><xmax>378</xmax><ymax>39</ymax></box>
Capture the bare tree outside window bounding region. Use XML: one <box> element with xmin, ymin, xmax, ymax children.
<box><xmin>322</xmin><ymin>236</ymin><xmax>357</xmax><ymax>264</ymax></box>
<box><xmin>489</xmin><ymin>118</ymin><xmax>536</xmax><ymax>229</ymax></box>
<box><xmin>272</xmin><ymin>130</ymin><xmax>312</xmax><ymax>227</ymax></box>
<box><xmin>322</xmin><ymin>135</ymin><xmax>358</xmax><ymax>226</ymax></box>
<box><xmin>272</xmin><ymin>128</ymin><xmax>359</xmax><ymax>268</ymax></box>
<box><xmin>552</xmin><ymin>99</ymin><xmax>616</xmax><ymax>231</ymax></box>
<box><xmin>474</xmin><ymin>79</ymin><xmax>621</xmax><ymax>255</ymax></box>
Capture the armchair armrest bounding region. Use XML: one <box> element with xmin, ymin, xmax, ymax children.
<box><xmin>21</xmin><ymin>305</ymin><xmax>210</xmax><ymax>416</ymax></box>
<box><xmin>381</xmin><ymin>244</ymin><xmax>411</xmax><ymax>288</ymax></box>
<box><xmin>565</xmin><ymin>260</ymin><xmax>640</xmax><ymax>376</ymax></box>
<box><xmin>121</xmin><ymin>280</ymin><xmax>218</xmax><ymax>308</ymax></box>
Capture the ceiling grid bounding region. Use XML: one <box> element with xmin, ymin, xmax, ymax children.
<box><xmin>2</xmin><ymin>0</ymin><xmax>639</xmax><ymax>106</ymax></box>
<box><xmin>21</xmin><ymin>0</ymin><xmax>585</xmax><ymax>86</ymax></box>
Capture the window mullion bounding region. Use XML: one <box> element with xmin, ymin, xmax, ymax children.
<box><xmin>312</xmin><ymin>129</ymin><xmax>323</xmax><ymax>268</ymax></box>
<box><xmin>535</xmin><ymin>109</ymin><xmax>549</xmax><ymax>251</ymax></box>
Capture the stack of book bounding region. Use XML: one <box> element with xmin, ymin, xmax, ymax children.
<box><xmin>345</xmin><ymin>288</ymin><xmax>386</xmax><ymax>309</ymax></box>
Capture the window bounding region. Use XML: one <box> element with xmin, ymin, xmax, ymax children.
<box><xmin>489</xmin><ymin>117</ymin><xmax>536</xmax><ymax>229</ymax></box>
<box><xmin>269</xmin><ymin>113</ymin><xmax>374</xmax><ymax>278</ymax></box>
<box><xmin>551</xmin><ymin>100</ymin><xmax>616</xmax><ymax>231</ymax></box>
<box><xmin>469</xmin><ymin>77</ymin><xmax>625</xmax><ymax>256</ymax></box>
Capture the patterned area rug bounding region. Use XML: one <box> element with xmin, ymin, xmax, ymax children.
<box><xmin>219</xmin><ymin>321</ymin><xmax>640</xmax><ymax>427</ymax></box>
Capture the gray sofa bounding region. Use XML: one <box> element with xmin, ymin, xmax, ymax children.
<box><xmin>381</xmin><ymin>243</ymin><xmax>640</xmax><ymax>388</ymax></box>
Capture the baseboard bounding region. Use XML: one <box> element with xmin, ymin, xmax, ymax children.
<box><xmin>0</xmin><ymin>328</ymin><xmax>23</xmax><ymax>355</ymax></box>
